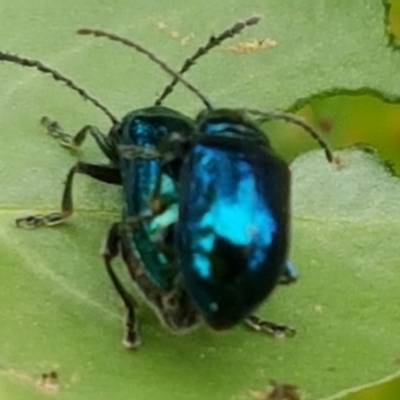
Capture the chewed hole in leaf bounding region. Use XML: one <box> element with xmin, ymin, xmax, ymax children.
<box><xmin>385</xmin><ymin>0</ymin><xmax>400</xmax><ymax>46</ymax></box>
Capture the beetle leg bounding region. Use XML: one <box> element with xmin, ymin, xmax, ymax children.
<box><xmin>103</xmin><ymin>223</ymin><xmax>141</xmax><ymax>349</ymax></box>
<box><xmin>104</xmin><ymin>222</ymin><xmax>200</xmax><ymax>342</ymax></box>
<box><xmin>244</xmin><ymin>315</ymin><xmax>296</xmax><ymax>338</ymax></box>
<box><xmin>15</xmin><ymin>162</ymin><xmax>121</xmax><ymax>229</ymax></box>
<box><xmin>278</xmin><ymin>260</ymin><xmax>298</xmax><ymax>285</ymax></box>
<box><xmin>41</xmin><ymin>117</ymin><xmax>115</xmax><ymax>160</ymax></box>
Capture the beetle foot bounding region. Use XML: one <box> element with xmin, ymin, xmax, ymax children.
<box><xmin>41</xmin><ymin>116</ymin><xmax>77</xmax><ymax>149</ymax></box>
<box><xmin>15</xmin><ymin>213</ymin><xmax>66</xmax><ymax>229</ymax></box>
<box><xmin>122</xmin><ymin>331</ymin><xmax>142</xmax><ymax>350</ymax></box>
<box><xmin>122</xmin><ymin>310</ymin><xmax>141</xmax><ymax>349</ymax></box>
<box><xmin>245</xmin><ymin>315</ymin><xmax>296</xmax><ymax>338</ymax></box>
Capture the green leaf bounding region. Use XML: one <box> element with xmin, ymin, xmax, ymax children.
<box><xmin>1</xmin><ymin>1</ymin><xmax>399</xmax><ymax>400</ymax></box>
<box><xmin>1</xmin><ymin>147</ymin><xmax>399</xmax><ymax>400</ymax></box>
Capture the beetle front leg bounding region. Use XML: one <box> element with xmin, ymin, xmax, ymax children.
<box><xmin>244</xmin><ymin>315</ymin><xmax>296</xmax><ymax>338</ymax></box>
<box><xmin>16</xmin><ymin>162</ymin><xmax>121</xmax><ymax>228</ymax></box>
<box><xmin>103</xmin><ymin>223</ymin><xmax>141</xmax><ymax>348</ymax></box>
<box><xmin>41</xmin><ymin>118</ymin><xmax>114</xmax><ymax>159</ymax></box>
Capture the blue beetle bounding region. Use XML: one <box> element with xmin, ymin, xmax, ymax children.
<box><xmin>146</xmin><ymin>109</ymin><xmax>292</xmax><ymax>331</ymax></box>
<box><xmin>146</xmin><ymin>105</ymin><xmax>333</xmax><ymax>332</ymax></box>
<box><xmin>2</xmin><ymin>17</ymin><xmax>266</xmax><ymax>346</ymax></box>
<box><xmin>93</xmin><ymin>28</ymin><xmax>333</xmax><ymax>334</ymax></box>
<box><xmin>3</xmin><ymin>18</ymin><xmax>333</xmax><ymax>344</ymax></box>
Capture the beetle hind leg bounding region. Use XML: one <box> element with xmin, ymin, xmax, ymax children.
<box><xmin>244</xmin><ymin>315</ymin><xmax>296</xmax><ymax>338</ymax></box>
<box><xmin>103</xmin><ymin>223</ymin><xmax>141</xmax><ymax>349</ymax></box>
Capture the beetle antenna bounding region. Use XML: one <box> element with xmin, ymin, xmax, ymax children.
<box><xmin>246</xmin><ymin>108</ymin><xmax>334</xmax><ymax>162</ymax></box>
<box><xmin>77</xmin><ymin>29</ymin><xmax>213</xmax><ymax>110</ymax></box>
<box><xmin>0</xmin><ymin>52</ymin><xmax>118</xmax><ymax>124</ymax></box>
<box><xmin>155</xmin><ymin>15</ymin><xmax>261</xmax><ymax>105</ymax></box>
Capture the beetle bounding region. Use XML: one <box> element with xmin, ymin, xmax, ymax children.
<box><xmin>85</xmin><ymin>29</ymin><xmax>334</xmax><ymax>334</ymax></box>
<box><xmin>131</xmin><ymin>106</ymin><xmax>332</xmax><ymax>332</ymax></box>
<box><xmin>153</xmin><ymin>108</ymin><xmax>297</xmax><ymax>329</ymax></box>
<box><xmin>1</xmin><ymin>17</ymin><xmax>269</xmax><ymax>346</ymax></box>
